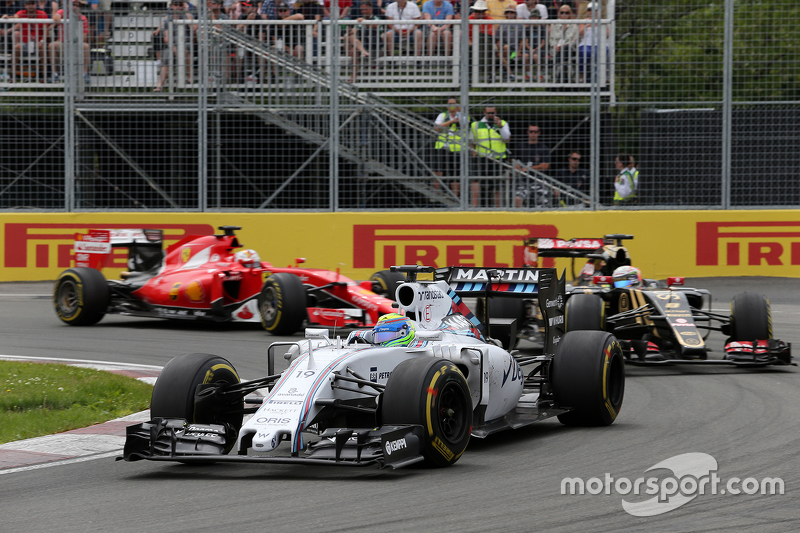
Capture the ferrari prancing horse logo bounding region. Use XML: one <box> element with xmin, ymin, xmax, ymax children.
<box><xmin>181</xmin><ymin>247</ymin><xmax>191</xmax><ymax>263</ymax></box>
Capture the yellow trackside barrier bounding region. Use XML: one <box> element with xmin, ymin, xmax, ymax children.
<box><xmin>1</xmin><ymin>210</ymin><xmax>799</xmax><ymax>282</ymax></box>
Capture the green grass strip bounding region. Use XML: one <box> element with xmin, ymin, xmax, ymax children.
<box><xmin>0</xmin><ymin>361</ymin><xmax>153</xmax><ymax>445</ymax></box>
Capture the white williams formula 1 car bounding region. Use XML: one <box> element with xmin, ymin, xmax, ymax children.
<box><xmin>123</xmin><ymin>266</ymin><xmax>625</xmax><ymax>469</ymax></box>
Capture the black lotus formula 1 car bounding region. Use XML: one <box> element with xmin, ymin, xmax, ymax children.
<box><xmin>471</xmin><ymin>234</ymin><xmax>793</xmax><ymax>368</ymax></box>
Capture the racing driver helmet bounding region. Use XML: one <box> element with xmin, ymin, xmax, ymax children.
<box><xmin>612</xmin><ymin>265</ymin><xmax>643</xmax><ymax>288</ymax></box>
<box><xmin>373</xmin><ymin>313</ymin><xmax>416</xmax><ymax>347</ymax></box>
<box><xmin>234</xmin><ymin>249</ymin><xmax>261</xmax><ymax>268</ymax></box>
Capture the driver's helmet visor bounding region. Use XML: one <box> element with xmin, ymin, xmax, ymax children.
<box><xmin>613</xmin><ymin>278</ymin><xmax>637</xmax><ymax>288</ymax></box>
<box><xmin>374</xmin><ymin>327</ymin><xmax>405</xmax><ymax>344</ymax></box>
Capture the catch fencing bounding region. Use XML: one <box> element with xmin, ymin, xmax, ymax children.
<box><xmin>1</xmin><ymin>0</ymin><xmax>798</xmax><ymax>211</ymax></box>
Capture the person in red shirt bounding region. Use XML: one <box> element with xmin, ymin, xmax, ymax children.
<box><xmin>50</xmin><ymin>0</ymin><xmax>91</xmax><ymax>84</ymax></box>
<box><xmin>11</xmin><ymin>0</ymin><xmax>49</xmax><ymax>80</ymax></box>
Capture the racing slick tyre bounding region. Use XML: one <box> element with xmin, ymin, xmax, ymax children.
<box><xmin>475</xmin><ymin>297</ymin><xmax>525</xmax><ymax>350</ymax></box>
<box><xmin>258</xmin><ymin>273</ymin><xmax>307</xmax><ymax>335</ymax></box>
<box><xmin>150</xmin><ymin>353</ymin><xmax>243</xmax><ymax>453</ymax></box>
<box><xmin>53</xmin><ymin>268</ymin><xmax>110</xmax><ymax>326</ymax></box>
<box><xmin>369</xmin><ymin>270</ymin><xmax>405</xmax><ymax>300</ymax></box>
<box><xmin>382</xmin><ymin>357</ymin><xmax>472</xmax><ymax>468</ymax></box>
<box><xmin>565</xmin><ymin>294</ymin><xmax>605</xmax><ymax>331</ymax></box>
<box><xmin>551</xmin><ymin>331</ymin><xmax>624</xmax><ymax>427</ymax></box>
<box><xmin>730</xmin><ymin>292</ymin><xmax>772</xmax><ymax>341</ymax></box>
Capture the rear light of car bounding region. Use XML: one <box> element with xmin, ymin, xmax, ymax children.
<box><xmin>667</xmin><ymin>277</ymin><xmax>685</xmax><ymax>286</ymax></box>
<box><xmin>593</xmin><ymin>275</ymin><xmax>612</xmax><ymax>285</ymax></box>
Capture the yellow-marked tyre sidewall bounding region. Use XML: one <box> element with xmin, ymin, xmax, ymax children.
<box><xmin>382</xmin><ymin>357</ymin><xmax>472</xmax><ymax>467</ymax></box>
<box><xmin>52</xmin><ymin>268</ymin><xmax>108</xmax><ymax>326</ymax></box>
<box><xmin>150</xmin><ymin>353</ymin><xmax>243</xmax><ymax>452</ymax></box>
<box><xmin>258</xmin><ymin>273</ymin><xmax>307</xmax><ymax>335</ymax></box>
<box><xmin>54</xmin><ymin>271</ymin><xmax>84</xmax><ymax>323</ymax></box>
<box><xmin>552</xmin><ymin>331</ymin><xmax>625</xmax><ymax>426</ymax></box>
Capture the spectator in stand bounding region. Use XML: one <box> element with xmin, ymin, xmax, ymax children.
<box><xmin>153</xmin><ymin>0</ymin><xmax>194</xmax><ymax>91</ymax></box>
<box><xmin>237</xmin><ymin>0</ymin><xmax>263</xmax><ymax>38</ymax></box>
<box><xmin>88</xmin><ymin>0</ymin><xmax>111</xmax><ymax>45</ymax></box>
<box><xmin>272</xmin><ymin>2</ymin><xmax>304</xmax><ymax>58</ymax></box>
<box><xmin>542</xmin><ymin>0</ymin><xmax>573</xmax><ymax>20</ymax></box>
<box><xmin>292</xmin><ymin>0</ymin><xmax>322</xmax><ymax>55</ymax></box>
<box><xmin>50</xmin><ymin>0</ymin><xmax>91</xmax><ymax>84</ymax></box>
<box><xmin>260</xmin><ymin>0</ymin><xmax>289</xmax><ymax>19</ymax></box>
<box><xmin>516</xmin><ymin>0</ymin><xmax>546</xmax><ymax>20</ymax></box>
<box><xmin>10</xmin><ymin>0</ymin><xmax>48</xmax><ymax>81</ymax></box>
<box><xmin>421</xmin><ymin>0</ymin><xmax>453</xmax><ymax>57</ymax></box>
<box><xmin>467</xmin><ymin>0</ymin><xmax>491</xmax><ymax>74</ymax></box>
<box><xmin>512</xmin><ymin>123</ymin><xmax>551</xmax><ymax>207</ymax></box>
<box><xmin>578</xmin><ymin>2</ymin><xmax>608</xmax><ymax>82</ymax></box>
<box><xmin>1</xmin><ymin>1</ymin><xmax>22</xmax><ymax>51</ymax></box>
<box><xmin>344</xmin><ymin>0</ymin><xmax>383</xmax><ymax>81</ymax></box>
<box><xmin>485</xmin><ymin>0</ymin><xmax>514</xmax><ymax>21</ymax></box>
<box><xmin>470</xmin><ymin>106</ymin><xmax>510</xmax><ymax>207</ymax></box>
<box><xmin>554</xmin><ymin>150</ymin><xmax>588</xmax><ymax>205</ymax></box>
<box><xmin>322</xmin><ymin>0</ymin><xmax>351</xmax><ymax>18</ymax></box>
<box><xmin>494</xmin><ymin>5</ymin><xmax>525</xmax><ymax>81</ymax></box>
<box><xmin>522</xmin><ymin>7</ymin><xmax>544</xmax><ymax>80</ymax></box>
<box><xmin>223</xmin><ymin>0</ymin><xmax>239</xmax><ymax>17</ymax></box>
<box><xmin>549</xmin><ymin>2</ymin><xmax>577</xmax><ymax>82</ymax></box>
<box><xmin>383</xmin><ymin>0</ymin><xmax>421</xmax><ymax>56</ymax></box>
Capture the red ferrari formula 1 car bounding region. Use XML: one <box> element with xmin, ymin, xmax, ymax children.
<box><xmin>53</xmin><ymin>226</ymin><xmax>403</xmax><ymax>335</ymax></box>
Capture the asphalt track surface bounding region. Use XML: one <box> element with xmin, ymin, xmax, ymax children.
<box><xmin>0</xmin><ymin>278</ymin><xmax>798</xmax><ymax>532</ymax></box>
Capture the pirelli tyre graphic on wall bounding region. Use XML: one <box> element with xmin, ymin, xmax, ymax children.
<box><xmin>122</xmin><ymin>265</ymin><xmax>625</xmax><ymax>470</ymax></box>
<box><xmin>2</xmin><ymin>211</ymin><xmax>800</xmax><ymax>283</ymax></box>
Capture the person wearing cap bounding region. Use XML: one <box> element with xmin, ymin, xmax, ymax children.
<box><xmin>468</xmin><ymin>0</ymin><xmax>492</xmax><ymax>74</ymax></box>
<box><xmin>50</xmin><ymin>0</ymin><xmax>91</xmax><ymax>84</ymax></box>
<box><xmin>271</xmin><ymin>1</ymin><xmax>305</xmax><ymax>59</ymax></box>
<box><xmin>383</xmin><ymin>0</ymin><xmax>422</xmax><ymax>57</ymax></box>
<box><xmin>494</xmin><ymin>5</ymin><xmax>527</xmax><ymax>81</ymax></box>
<box><xmin>153</xmin><ymin>0</ymin><xmax>194</xmax><ymax>91</ymax></box>
<box><xmin>259</xmin><ymin>0</ymin><xmax>291</xmax><ymax>20</ymax></box>
<box><xmin>517</xmin><ymin>0</ymin><xmax>546</xmax><ymax>20</ymax></box>
<box><xmin>421</xmin><ymin>0</ymin><xmax>453</xmax><ymax>57</ymax></box>
<box><xmin>10</xmin><ymin>0</ymin><xmax>48</xmax><ymax>81</ymax></box>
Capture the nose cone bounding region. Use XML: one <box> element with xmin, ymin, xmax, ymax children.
<box><xmin>250</xmin><ymin>429</ymin><xmax>281</xmax><ymax>452</ymax></box>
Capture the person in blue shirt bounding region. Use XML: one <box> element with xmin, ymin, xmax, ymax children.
<box><xmin>421</xmin><ymin>0</ymin><xmax>452</xmax><ymax>56</ymax></box>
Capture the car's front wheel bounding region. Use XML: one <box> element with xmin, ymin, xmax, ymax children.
<box><xmin>150</xmin><ymin>353</ymin><xmax>243</xmax><ymax>453</ymax></box>
<box><xmin>258</xmin><ymin>273</ymin><xmax>307</xmax><ymax>335</ymax></box>
<box><xmin>730</xmin><ymin>292</ymin><xmax>771</xmax><ymax>341</ymax></box>
<box><xmin>382</xmin><ymin>357</ymin><xmax>472</xmax><ymax>467</ymax></box>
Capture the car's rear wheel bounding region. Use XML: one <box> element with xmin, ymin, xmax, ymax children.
<box><xmin>382</xmin><ymin>357</ymin><xmax>472</xmax><ymax>467</ymax></box>
<box><xmin>730</xmin><ymin>292</ymin><xmax>771</xmax><ymax>341</ymax></box>
<box><xmin>551</xmin><ymin>331</ymin><xmax>625</xmax><ymax>426</ymax></box>
<box><xmin>565</xmin><ymin>294</ymin><xmax>605</xmax><ymax>331</ymax></box>
<box><xmin>369</xmin><ymin>270</ymin><xmax>405</xmax><ymax>300</ymax></box>
<box><xmin>150</xmin><ymin>353</ymin><xmax>243</xmax><ymax>453</ymax></box>
<box><xmin>258</xmin><ymin>273</ymin><xmax>307</xmax><ymax>335</ymax></box>
<box><xmin>53</xmin><ymin>268</ymin><xmax>109</xmax><ymax>326</ymax></box>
